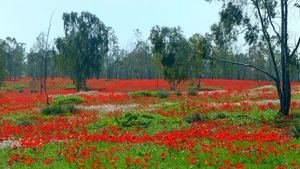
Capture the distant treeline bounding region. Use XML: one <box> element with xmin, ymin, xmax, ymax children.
<box><xmin>1</xmin><ymin>11</ymin><xmax>300</xmax><ymax>89</ymax></box>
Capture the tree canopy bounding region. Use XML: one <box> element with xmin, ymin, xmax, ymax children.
<box><xmin>150</xmin><ymin>26</ymin><xmax>192</xmax><ymax>90</ymax></box>
<box><xmin>55</xmin><ymin>11</ymin><xmax>109</xmax><ymax>91</ymax></box>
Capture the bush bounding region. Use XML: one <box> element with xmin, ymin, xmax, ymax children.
<box><xmin>131</xmin><ymin>90</ymin><xmax>169</xmax><ymax>98</ymax></box>
<box><xmin>186</xmin><ymin>113</ymin><xmax>206</xmax><ymax>123</ymax></box>
<box><xmin>64</xmin><ymin>84</ymin><xmax>76</xmax><ymax>89</ymax></box>
<box><xmin>52</xmin><ymin>95</ymin><xmax>85</xmax><ymax>105</ymax></box>
<box><xmin>188</xmin><ymin>88</ymin><xmax>197</xmax><ymax>96</ymax></box>
<box><xmin>157</xmin><ymin>91</ymin><xmax>169</xmax><ymax>98</ymax></box>
<box><xmin>116</xmin><ymin>112</ymin><xmax>165</xmax><ymax>128</ymax></box>
<box><xmin>16</xmin><ymin>119</ymin><xmax>34</xmax><ymax>126</ymax></box>
<box><xmin>213</xmin><ymin>113</ymin><xmax>227</xmax><ymax>119</ymax></box>
<box><xmin>1</xmin><ymin>84</ymin><xmax>26</xmax><ymax>92</ymax></box>
<box><xmin>41</xmin><ymin>104</ymin><xmax>77</xmax><ymax>115</ymax></box>
<box><xmin>174</xmin><ymin>90</ymin><xmax>182</xmax><ymax>96</ymax></box>
<box><xmin>131</xmin><ymin>91</ymin><xmax>152</xmax><ymax>97</ymax></box>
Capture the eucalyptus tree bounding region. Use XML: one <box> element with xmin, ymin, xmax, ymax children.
<box><xmin>55</xmin><ymin>11</ymin><xmax>109</xmax><ymax>91</ymax></box>
<box><xmin>189</xmin><ymin>33</ymin><xmax>212</xmax><ymax>88</ymax></box>
<box><xmin>103</xmin><ymin>27</ymin><xmax>120</xmax><ymax>79</ymax></box>
<box><xmin>31</xmin><ymin>33</ymin><xmax>46</xmax><ymax>93</ymax></box>
<box><xmin>206</xmin><ymin>0</ymin><xmax>300</xmax><ymax>115</ymax></box>
<box><xmin>27</xmin><ymin>33</ymin><xmax>52</xmax><ymax>95</ymax></box>
<box><xmin>150</xmin><ymin>26</ymin><xmax>192</xmax><ymax>90</ymax></box>
<box><xmin>125</xmin><ymin>29</ymin><xmax>157</xmax><ymax>79</ymax></box>
<box><xmin>1</xmin><ymin>37</ymin><xmax>25</xmax><ymax>80</ymax></box>
<box><xmin>0</xmin><ymin>40</ymin><xmax>6</xmax><ymax>85</ymax></box>
<box><xmin>208</xmin><ymin>22</ymin><xmax>239</xmax><ymax>79</ymax></box>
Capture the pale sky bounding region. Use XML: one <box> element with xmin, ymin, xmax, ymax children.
<box><xmin>0</xmin><ymin>0</ymin><xmax>222</xmax><ymax>51</ymax></box>
<box><xmin>0</xmin><ymin>0</ymin><xmax>299</xmax><ymax>52</ymax></box>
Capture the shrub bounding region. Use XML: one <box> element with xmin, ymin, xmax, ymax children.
<box><xmin>174</xmin><ymin>90</ymin><xmax>182</xmax><ymax>96</ymax></box>
<box><xmin>213</xmin><ymin>113</ymin><xmax>227</xmax><ymax>119</ymax></box>
<box><xmin>157</xmin><ymin>91</ymin><xmax>169</xmax><ymax>98</ymax></box>
<box><xmin>52</xmin><ymin>95</ymin><xmax>85</xmax><ymax>105</ymax></box>
<box><xmin>41</xmin><ymin>104</ymin><xmax>77</xmax><ymax>115</ymax></box>
<box><xmin>188</xmin><ymin>88</ymin><xmax>197</xmax><ymax>96</ymax></box>
<box><xmin>186</xmin><ymin>113</ymin><xmax>205</xmax><ymax>123</ymax></box>
<box><xmin>64</xmin><ymin>84</ymin><xmax>76</xmax><ymax>89</ymax></box>
<box><xmin>131</xmin><ymin>91</ymin><xmax>152</xmax><ymax>97</ymax></box>
<box><xmin>131</xmin><ymin>90</ymin><xmax>169</xmax><ymax>98</ymax></box>
<box><xmin>1</xmin><ymin>84</ymin><xmax>26</xmax><ymax>92</ymax></box>
<box><xmin>16</xmin><ymin>119</ymin><xmax>34</xmax><ymax>126</ymax></box>
<box><xmin>116</xmin><ymin>112</ymin><xmax>165</xmax><ymax>128</ymax></box>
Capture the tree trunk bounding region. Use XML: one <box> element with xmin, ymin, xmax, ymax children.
<box><xmin>280</xmin><ymin>0</ymin><xmax>291</xmax><ymax>116</ymax></box>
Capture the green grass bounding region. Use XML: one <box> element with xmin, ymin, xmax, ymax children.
<box><xmin>52</xmin><ymin>95</ymin><xmax>85</xmax><ymax>105</ymax></box>
<box><xmin>0</xmin><ymin>84</ymin><xmax>27</xmax><ymax>92</ymax></box>
<box><xmin>131</xmin><ymin>90</ymin><xmax>169</xmax><ymax>98</ymax></box>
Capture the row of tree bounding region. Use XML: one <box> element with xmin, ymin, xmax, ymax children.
<box><xmin>0</xmin><ymin>37</ymin><xmax>25</xmax><ymax>82</ymax></box>
<box><xmin>1</xmin><ymin>12</ymin><xmax>299</xmax><ymax>89</ymax></box>
<box><xmin>0</xmin><ymin>12</ymin><xmax>299</xmax><ymax>88</ymax></box>
<box><xmin>1</xmin><ymin>7</ymin><xmax>300</xmax><ymax>115</ymax></box>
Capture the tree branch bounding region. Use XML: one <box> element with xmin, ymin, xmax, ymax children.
<box><xmin>262</xmin><ymin>0</ymin><xmax>281</xmax><ymax>40</ymax></box>
<box><xmin>253</xmin><ymin>0</ymin><xmax>282</xmax><ymax>100</ymax></box>
<box><xmin>252</xmin><ymin>0</ymin><xmax>281</xmax><ymax>82</ymax></box>
<box><xmin>290</xmin><ymin>37</ymin><xmax>300</xmax><ymax>58</ymax></box>
<box><xmin>206</xmin><ymin>55</ymin><xmax>277</xmax><ymax>81</ymax></box>
<box><xmin>192</xmin><ymin>51</ymin><xmax>277</xmax><ymax>81</ymax></box>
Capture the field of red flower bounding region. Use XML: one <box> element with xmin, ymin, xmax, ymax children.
<box><xmin>0</xmin><ymin>78</ymin><xmax>300</xmax><ymax>169</ymax></box>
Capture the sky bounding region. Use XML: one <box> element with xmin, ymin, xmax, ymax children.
<box><xmin>0</xmin><ymin>0</ymin><xmax>222</xmax><ymax>51</ymax></box>
<box><xmin>0</xmin><ymin>0</ymin><xmax>299</xmax><ymax>52</ymax></box>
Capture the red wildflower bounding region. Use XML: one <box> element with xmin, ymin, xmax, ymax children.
<box><xmin>8</xmin><ymin>154</ymin><xmax>19</xmax><ymax>165</ymax></box>
<box><xmin>161</xmin><ymin>153</ymin><xmax>166</xmax><ymax>160</ymax></box>
<box><xmin>275</xmin><ymin>164</ymin><xmax>288</xmax><ymax>169</ymax></box>
<box><xmin>21</xmin><ymin>157</ymin><xmax>34</xmax><ymax>165</ymax></box>
<box><xmin>144</xmin><ymin>156</ymin><xmax>149</xmax><ymax>162</ymax></box>
<box><xmin>44</xmin><ymin>157</ymin><xmax>54</xmax><ymax>165</ymax></box>
<box><xmin>134</xmin><ymin>157</ymin><xmax>141</xmax><ymax>165</ymax></box>
<box><xmin>222</xmin><ymin>160</ymin><xmax>231</xmax><ymax>167</ymax></box>
<box><xmin>125</xmin><ymin>157</ymin><xmax>131</xmax><ymax>163</ymax></box>
<box><xmin>291</xmin><ymin>162</ymin><xmax>297</xmax><ymax>167</ymax></box>
<box><xmin>190</xmin><ymin>158</ymin><xmax>197</xmax><ymax>164</ymax></box>
<box><xmin>235</xmin><ymin>163</ymin><xmax>245</xmax><ymax>169</ymax></box>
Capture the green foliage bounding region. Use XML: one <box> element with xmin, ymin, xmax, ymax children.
<box><xmin>26</xmin><ymin>33</ymin><xmax>53</xmax><ymax>79</ymax></box>
<box><xmin>16</xmin><ymin>119</ymin><xmax>34</xmax><ymax>126</ymax></box>
<box><xmin>187</xmin><ymin>88</ymin><xmax>197</xmax><ymax>96</ymax></box>
<box><xmin>0</xmin><ymin>84</ymin><xmax>26</xmax><ymax>92</ymax></box>
<box><xmin>63</xmin><ymin>84</ymin><xmax>76</xmax><ymax>89</ymax></box>
<box><xmin>55</xmin><ymin>11</ymin><xmax>109</xmax><ymax>91</ymax></box>
<box><xmin>116</xmin><ymin>112</ymin><xmax>166</xmax><ymax>128</ymax></box>
<box><xmin>52</xmin><ymin>95</ymin><xmax>85</xmax><ymax>105</ymax></box>
<box><xmin>174</xmin><ymin>90</ymin><xmax>182</xmax><ymax>96</ymax></box>
<box><xmin>131</xmin><ymin>90</ymin><xmax>169</xmax><ymax>98</ymax></box>
<box><xmin>157</xmin><ymin>91</ymin><xmax>169</xmax><ymax>98</ymax></box>
<box><xmin>186</xmin><ymin>113</ymin><xmax>206</xmax><ymax>123</ymax></box>
<box><xmin>0</xmin><ymin>37</ymin><xmax>25</xmax><ymax>80</ymax></box>
<box><xmin>189</xmin><ymin>34</ymin><xmax>211</xmax><ymax>79</ymax></box>
<box><xmin>150</xmin><ymin>26</ymin><xmax>192</xmax><ymax>90</ymax></box>
<box><xmin>42</xmin><ymin>95</ymin><xmax>81</xmax><ymax>115</ymax></box>
<box><xmin>212</xmin><ymin>112</ymin><xmax>227</xmax><ymax>119</ymax></box>
<box><xmin>131</xmin><ymin>91</ymin><xmax>153</xmax><ymax>97</ymax></box>
<box><xmin>41</xmin><ymin>104</ymin><xmax>77</xmax><ymax>115</ymax></box>
<box><xmin>0</xmin><ymin>42</ymin><xmax>6</xmax><ymax>86</ymax></box>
